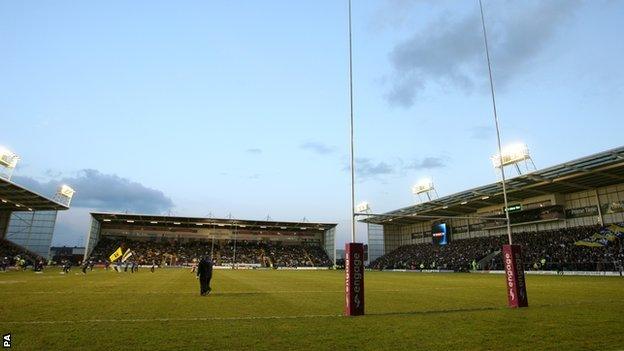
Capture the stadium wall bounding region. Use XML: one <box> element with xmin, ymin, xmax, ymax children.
<box><xmin>85</xmin><ymin>217</ymin><xmax>101</xmax><ymax>260</ymax></box>
<box><xmin>4</xmin><ymin>210</ymin><xmax>59</xmax><ymax>258</ymax></box>
<box><xmin>323</xmin><ymin>226</ymin><xmax>336</xmax><ymax>262</ymax></box>
<box><xmin>366</xmin><ymin>223</ymin><xmax>384</xmax><ymax>263</ymax></box>
<box><xmin>378</xmin><ymin>182</ymin><xmax>624</xmax><ymax>254</ymax></box>
<box><xmin>0</xmin><ymin>210</ymin><xmax>10</xmax><ymax>240</ymax></box>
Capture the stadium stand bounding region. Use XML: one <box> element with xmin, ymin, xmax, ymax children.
<box><xmin>87</xmin><ymin>237</ymin><xmax>333</xmax><ymax>268</ymax></box>
<box><xmin>370</xmin><ymin>225</ymin><xmax>624</xmax><ymax>272</ymax></box>
<box><xmin>0</xmin><ymin>238</ymin><xmax>45</xmax><ymax>269</ymax></box>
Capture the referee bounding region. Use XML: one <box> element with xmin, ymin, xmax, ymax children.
<box><xmin>197</xmin><ymin>255</ymin><xmax>213</xmax><ymax>296</ymax></box>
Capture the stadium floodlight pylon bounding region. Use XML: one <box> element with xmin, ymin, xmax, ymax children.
<box><xmin>355</xmin><ymin>201</ymin><xmax>371</xmax><ymax>214</ymax></box>
<box><xmin>479</xmin><ymin>0</ymin><xmax>528</xmax><ymax>308</ymax></box>
<box><xmin>345</xmin><ymin>0</ymin><xmax>365</xmax><ymax>317</ymax></box>
<box><xmin>491</xmin><ymin>142</ymin><xmax>537</xmax><ymax>176</ymax></box>
<box><xmin>0</xmin><ymin>146</ymin><xmax>20</xmax><ymax>181</ymax></box>
<box><xmin>412</xmin><ymin>178</ymin><xmax>439</xmax><ymax>203</ymax></box>
<box><xmin>53</xmin><ymin>185</ymin><xmax>76</xmax><ymax>207</ymax></box>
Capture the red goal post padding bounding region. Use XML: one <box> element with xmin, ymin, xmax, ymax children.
<box><xmin>345</xmin><ymin>243</ymin><xmax>365</xmax><ymax>316</ymax></box>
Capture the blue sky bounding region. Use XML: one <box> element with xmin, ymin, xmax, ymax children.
<box><xmin>1</xmin><ymin>0</ymin><xmax>622</xmax><ymax>247</ymax></box>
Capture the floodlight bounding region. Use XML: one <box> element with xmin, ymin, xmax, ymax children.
<box><xmin>481</xmin><ymin>196</ymin><xmax>490</xmax><ymax>200</ymax></box>
<box><xmin>15</xmin><ymin>204</ymin><xmax>22</xmax><ymax>207</ymax></box>
<box><xmin>103</xmin><ymin>219</ymin><xmax>112</xmax><ymax>222</ymax></box>
<box><xmin>0</xmin><ymin>146</ymin><xmax>19</xmax><ymax>169</ymax></box>
<box><xmin>280</xmin><ymin>226</ymin><xmax>287</xmax><ymax>229</ymax></box>
<box><xmin>491</xmin><ymin>143</ymin><xmax>530</xmax><ymax>168</ymax></box>
<box><xmin>412</xmin><ymin>178</ymin><xmax>434</xmax><ymax>195</ymax></box>
<box><xmin>218</xmin><ymin>224</ymin><xmax>225</xmax><ymax>227</ymax></box>
<box><xmin>59</xmin><ymin>185</ymin><xmax>75</xmax><ymax>198</ymax></box>
<box><xmin>300</xmin><ymin>227</ymin><xmax>307</xmax><ymax>230</ymax></box>
<box><xmin>260</xmin><ymin>226</ymin><xmax>267</xmax><ymax>229</ymax></box>
<box><xmin>239</xmin><ymin>225</ymin><xmax>246</xmax><ymax>228</ymax></box>
<box><xmin>127</xmin><ymin>220</ymin><xmax>134</xmax><ymax>223</ymax></box>
<box><xmin>53</xmin><ymin>184</ymin><xmax>76</xmax><ymax>207</ymax></box>
<box><xmin>355</xmin><ymin>201</ymin><xmax>370</xmax><ymax>213</ymax></box>
<box><xmin>150</xmin><ymin>221</ymin><xmax>158</xmax><ymax>224</ymax></box>
<box><xmin>442</xmin><ymin>206</ymin><xmax>448</xmax><ymax>209</ymax></box>
<box><xmin>460</xmin><ymin>201</ymin><xmax>468</xmax><ymax>205</ymax></box>
<box><xmin>195</xmin><ymin>223</ymin><xmax>203</xmax><ymax>226</ymax></box>
<box><xmin>1</xmin><ymin>199</ymin><xmax>7</xmax><ymax>203</ymax></box>
<box><xmin>173</xmin><ymin>222</ymin><xmax>181</xmax><ymax>225</ymax></box>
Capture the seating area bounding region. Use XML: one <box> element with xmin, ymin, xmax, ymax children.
<box><xmin>370</xmin><ymin>225</ymin><xmax>624</xmax><ymax>272</ymax></box>
<box><xmin>88</xmin><ymin>237</ymin><xmax>333</xmax><ymax>268</ymax></box>
<box><xmin>0</xmin><ymin>239</ymin><xmax>44</xmax><ymax>268</ymax></box>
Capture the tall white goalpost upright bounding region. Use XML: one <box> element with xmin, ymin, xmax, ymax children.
<box><xmin>344</xmin><ymin>0</ymin><xmax>365</xmax><ymax>317</ymax></box>
<box><xmin>478</xmin><ymin>0</ymin><xmax>528</xmax><ymax>308</ymax></box>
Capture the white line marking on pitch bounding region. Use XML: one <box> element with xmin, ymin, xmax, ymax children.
<box><xmin>0</xmin><ymin>314</ymin><xmax>343</xmax><ymax>325</ymax></box>
<box><xmin>1</xmin><ymin>289</ymin><xmax>409</xmax><ymax>295</ymax></box>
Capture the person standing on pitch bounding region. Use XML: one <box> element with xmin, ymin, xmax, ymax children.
<box><xmin>197</xmin><ymin>255</ymin><xmax>213</xmax><ymax>296</ymax></box>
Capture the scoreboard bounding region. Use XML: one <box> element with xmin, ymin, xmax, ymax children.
<box><xmin>432</xmin><ymin>223</ymin><xmax>451</xmax><ymax>246</ymax></box>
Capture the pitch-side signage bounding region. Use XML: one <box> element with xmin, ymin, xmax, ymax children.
<box><xmin>502</xmin><ymin>244</ymin><xmax>528</xmax><ymax>308</ymax></box>
<box><xmin>345</xmin><ymin>243</ymin><xmax>365</xmax><ymax>316</ymax></box>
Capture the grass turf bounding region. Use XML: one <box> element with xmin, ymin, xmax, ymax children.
<box><xmin>0</xmin><ymin>268</ymin><xmax>623</xmax><ymax>350</ymax></box>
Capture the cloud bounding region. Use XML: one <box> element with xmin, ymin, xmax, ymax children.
<box><xmin>44</xmin><ymin>169</ymin><xmax>63</xmax><ymax>179</ymax></box>
<box><xmin>343</xmin><ymin>158</ymin><xmax>394</xmax><ymax>180</ymax></box>
<box><xmin>386</xmin><ymin>1</ymin><xmax>581</xmax><ymax>107</ymax></box>
<box><xmin>405</xmin><ymin>157</ymin><xmax>447</xmax><ymax>170</ymax></box>
<box><xmin>370</xmin><ymin>0</ymin><xmax>421</xmax><ymax>31</ymax></box>
<box><xmin>300</xmin><ymin>141</ymin><xmax>336</xmax><ymax>155</ymax></box>
<box><xmin>342</xmin><ymin>155</ymin><xmax>447</xmax><ymax>181</ymax></box>
<box><xmin>469</xmin><ymin>125</ymin><xmax>494</xmax><ymax>140</ymax></box>
<box><xmin>246</xmin><ymin>148</ymin><xmax>262</xmax><ymax>155</ymax></box>
<box><xmin>12</xmin><ymin>169</ymin><xmax>174</xmax><ymax>214</ymax></box>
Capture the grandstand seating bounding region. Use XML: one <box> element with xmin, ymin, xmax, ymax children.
<box><xmin>370</xmin><ymin>225</ymin><xmax>624</xmax><ymax>272</ymax></box>
<box><xmin>0</xmin><ymin>238</ymin><xmax>44</xmax><ymax>268</ymax></box>
<box><xmin>87</xmin><ymin>237</ymin><xmax>333</xmax><ymax>268</ymax></box>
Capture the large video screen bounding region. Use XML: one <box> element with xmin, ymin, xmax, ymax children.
<box><xmin>432</xmin><ymin>223</ymin><xmax>450</xmax><ymax>246</ymax></box>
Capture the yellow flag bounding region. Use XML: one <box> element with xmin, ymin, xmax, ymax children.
<box><xmin>109</xmin><ymin>247</ymin><xmax>123</xmax><ymax>262</ymax></box>
<box><xmin>609</xmin><ymin>224</ymin><xmax>624</xmax><ymax>233</ymax></box>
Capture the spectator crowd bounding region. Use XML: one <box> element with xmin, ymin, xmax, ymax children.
<box><xmin>87</xmin><ymin>237</ymin><xmax>332</xmax><ymax>268</ymax></box>
<box><xmin>370</xmin><ymin>225</ymin><xmax>624</xmax><ymax>272</ymax></box>
<box><xmin>0</xmin><ymin>239</ymin><xmax>45</xmax><ymax>271</ymax></box>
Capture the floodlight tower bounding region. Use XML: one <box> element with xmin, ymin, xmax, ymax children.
<box><xmin>344</xmin><ymin>0</ymin><xmax>365</xmax><ymax>317</ymax></box>
<box><xmin>491</xmin><ymin>143</ymin><xmax>537</xmax><ymax>176</ymax></box>
<box><xmin>355</xmin><ymin>201</ymin><xmax>371</xmax><ymax>215</ymax></box>
<box><xmin>411</xmin><ymin>178</ymin><xmax>439</xmax><ymax>203</ymax></box>
<box><xmin>53</xmin><ymin>185</ymin><xmax>76</xmax><ymax>207</ymax></box>
<box><xmin>479</xmin><ymin>0</ymin><xmax>528</xmax><ymax>308</ymax></box>
<box><xmin>0</xmin><ymin>146</ymin><xmax>20</xmax><ymax>181</ymax></box>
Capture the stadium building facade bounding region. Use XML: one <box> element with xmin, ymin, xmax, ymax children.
<box><xmin>364</xmin><ymin>146</ymin><xmax>624</xmax><ymax>263</ymax></box>
<box><xmin>0</xmin><ymin>178</ymin><xmax>69</xmax><ymax>258</ymax></box>
<box><xmin>85</xmin><ymin>212</ymin><xmax>337</xmax><ymax>263</ymax></box>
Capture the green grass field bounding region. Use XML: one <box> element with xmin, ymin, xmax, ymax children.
<box><xmin>1</xmin><ymin>268</ymin><xmax>623</xmax><ymax>350</ymax></box>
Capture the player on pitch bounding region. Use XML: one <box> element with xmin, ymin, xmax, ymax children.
<box><xmin>197</xmin><ymin>255</ymin><xmax>213</xmax><ymax>296</ymax></box>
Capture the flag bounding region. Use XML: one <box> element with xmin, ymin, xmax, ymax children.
<box><xmin>109</xmin><ymin>247</ymin><xmax>123</xmax><ymax>262</ymax></box>
<box><xmin>574</xmin><ymin>239</ymin><xmax>605</xmax><ymax>247</ymax></box>
<box><xmin>608</xmin><ymin>224</ymin><xmax>624</xmax><ymax>237</ymax></box>
<box><xmin>575</xmin><ymin>229</ymin><xmax>614</xmax><ymax>247</ymax></box>
<box><xmin>121</xmin><ymin>249</ymin><xmax>133</xmax><ymax>263</ymax></box>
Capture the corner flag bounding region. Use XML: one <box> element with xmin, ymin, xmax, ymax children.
<box><xmin>109</xmin><ymin>247</ymin><xmax>123</xmax><ymax>262</ymax></box>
